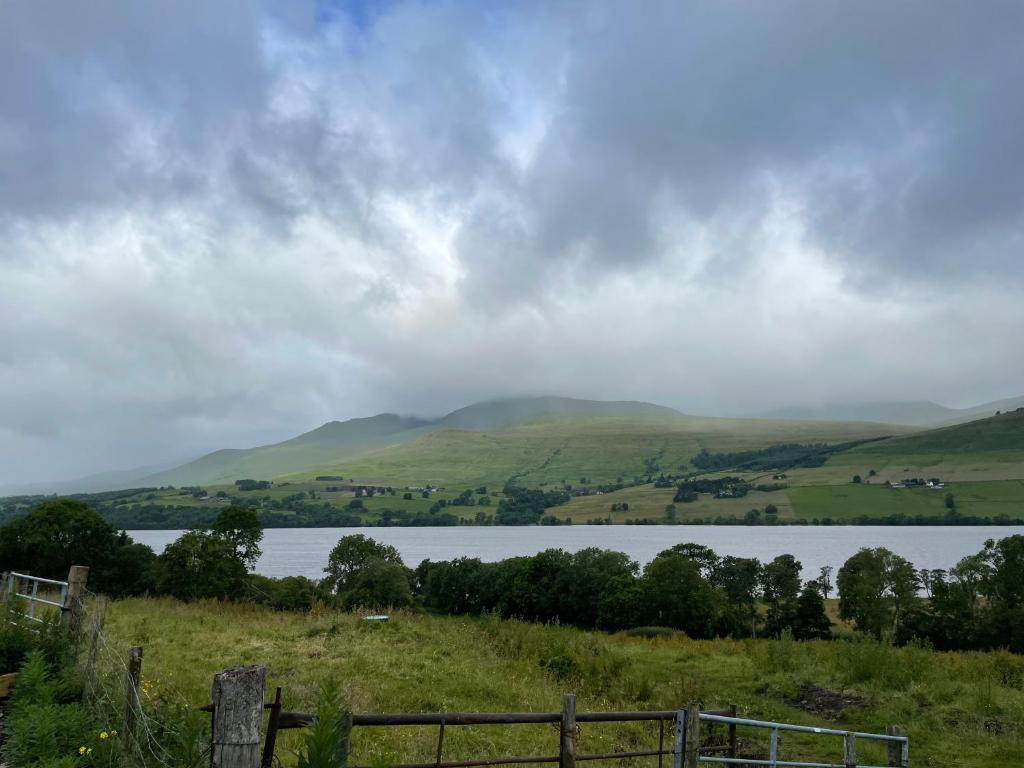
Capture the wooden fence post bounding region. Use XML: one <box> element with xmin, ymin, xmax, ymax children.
<box><xmin>727</xmin><ymin>703</ymin><xmax>737</xmax><ymax>759</ymax></box>
<box><xmin>212</xmin><ymin>665</ymin><xmax>266</xmax><ymax>768</ymax></box>
<box><xmin>64</xmin><ymin>565</ymin><xmax>89</xmax><ymax>632</ymax></box>
<box><xmin>843</xmin><ymin>732</ymin><xmax>856</xmax><ymax>768</ymax></box>
<box><xmin>886</xmin><ymin>725</ymin><xmax>905</xmax><ymax>767</ymax></box>
<box><xmin>560</xmin><ymin>694</ymin><xmax>576</xmax><ymax>768</ymax></box>
<box><xmin>125</xmin><ymin>646</ymin><xmax>143</xmax><ymax>744</ymax></box>
<box><xmin>683</xmin><ymin>704</ymin><xmax>700</xmax><ymax>768</ymax></box>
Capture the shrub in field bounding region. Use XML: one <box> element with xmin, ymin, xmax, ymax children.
<box><xmin>0</xmin><ymin>609</ymin><xmax>76</xmax><ymax>677</ymax></box>
<box><xmin>296</xmin><ymin>682</ymin><xmax>351</xmax><ymax>768</ymax></box>
<box><xmin>1</xmin><ymin>651</ymin><xmax>97</xmax><ymax>768</ymax></box>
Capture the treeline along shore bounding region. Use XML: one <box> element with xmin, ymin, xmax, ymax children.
<box><xmin>2</xmin><ymin>498</ymin><xmax>1022</xmax><ymax>653</ymax></box>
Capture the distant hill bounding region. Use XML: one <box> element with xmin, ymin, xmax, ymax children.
<box><xmin>142</xmin><ymin>413</ymin><xmax>432</xmax><ymax>487</ymax></box>
<box><xmin>137</xmin><ymin>396</ymin><xmax>908</xmax><ymax>489</ymax></box>
<box><xmin>10</xmin><ymin>396</ymin><xmax>924</xmax><ymax>493</ymax></box>
<box><xmin>0</xmin><ymin>461</ymin><xmax>184</xmax><ymax>497</ymax></box>
<box><xmin>437</xmin><ymin>396</ymin><xmax>683</xmax><ymax>430</ymax></box>
<box><xmin>851</xmin><ymin>408</ymin><xmax>1024</xmax><ymax>456</ymax></box>
<box><xmin>760</xmin><ymin>395</ymin><xmax>1024</xmax><ymax>427</ymax></box>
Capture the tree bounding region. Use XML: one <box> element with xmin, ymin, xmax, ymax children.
<box><xmin>714</xmin><ymin>556</ymin><xmax>762</xmax><ymax>637</ymax></box>
<box><xmin>945</xmin><ymin>493</ymin><xmax>956</xmax><ymax>511</ymax></box>
<box><xmin>0</xmin><ymin>499</ymin><xmax>156</xmax><ymax>596</ymax></box>
<box><xmin>324</xmin><ymin>535</ymin><xmax>403</xmax><ymax>594</ymax></box>
<box><xmin>210</xmin><ymin>506</ymin><xmax>263</xmax><ymax>570</ymax></box>
<box><xmin>342</xmin><ymin>559</ymin><xmax>412</xmax><ymax>610</ymax></box>
<box><xmin>817</xmin><ymin>566</ymin><xmax>833</xmax><ymax>599</ymax></box>
<box><xmin>837</xmin><ymin>548</ymin><xmax>919</xmax><ymax>639</ymax></box>
<box><xmin>792</xmin><ymin>584</ymin><xmax>832</xmax><ymax>640</ymax></box>
<box><xmin>761</xmin><ymin>555</ymin><xmax>802</xmax><ymax>636</ymax></box>
<box><xmin>640</xmin><ymin>552</ymin><xmax>719</xmax><ymax>638</ymax></box>
<box><xmin>156</xmin><ymin>530</ymin><xmax>248</xmax><ymax>601</ymax></box>
<box><xmin>562</xmin><ymin>548</ymin><xmax>638</xmax><ymax>628</ymax></box>
<box><xmin>852</xmin><ymin>474</ymin><xmax>862</xmax><ymax>484</ymax></box>
<box><xmin>656</xmin><ymin>543</ymin><xmax>719</xmax><ymax>580</ymax></box>
<box><xmin>597</xmin><ymin>575</ymin><xmax>644</xmax><ymax>631</ymax></box>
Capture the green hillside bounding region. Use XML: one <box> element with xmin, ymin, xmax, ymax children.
<box><xmin>144</xmin><ymin>413</ymin><xmax>431</xmax><ymax>486</ymax></box>
<box><xmin>139</xmin><ymin>397</ymin><xmax>910</xmax><ymax>489</ymax></box>
<box><xmin>297</xmin><ymin>413</ymin><xmax>908</xmax><ymax>488</ymax></box>
<box><xmin>851</xmin><ymin>409</ymin><xmax>1024</xmax><ymax>456</ymax></box>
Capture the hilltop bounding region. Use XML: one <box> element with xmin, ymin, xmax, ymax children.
<box><xmin>138</xmin><ymin>396</ymin><xmax>907</xmax><ymax>489</ymax></box>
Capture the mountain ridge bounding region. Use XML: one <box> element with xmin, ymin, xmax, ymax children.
<box><xmin>13</xmin><ymin>394</ymin><xmax>1021</xmax><ymax>494</ymax></box>
<box><xmin>758</xmin><ymin>395</ymin><xmax>1024</xmax><ymax>427</ymax></box>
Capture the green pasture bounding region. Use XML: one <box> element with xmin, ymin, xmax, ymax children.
<box><xmin>785</xmin><ymin>480</ymin><xmax>1024</xmax><ymax>521</ymax></box>
<box><xmin>104</xmin><ymin>598</ymin><xmax>1024</xmax><ymax>768</ymax></box>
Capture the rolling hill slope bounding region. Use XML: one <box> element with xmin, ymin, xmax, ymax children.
<box><xmin>850</xmin><ymin>408</ymin><xmax>1024</xmax><ymax>455</ymax></box>
<box><xmin>142</xmin><ymin>413</ymin><xmax>432</xmax><ymax>487</ymax></box>
<box><xmin>139</xmin><ymin>396</ymin><xmax>911</xmax><ymax>489</ymax></box>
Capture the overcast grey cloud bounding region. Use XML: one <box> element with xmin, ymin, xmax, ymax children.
<box><xmin>1</xmin><ymin>0</ymin><xmax>1022</xmax><ymax>485</ymax></box>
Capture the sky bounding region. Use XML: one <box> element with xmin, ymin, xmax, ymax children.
<box><xmin>2</xmin><ymin>1</ymin><xmax>1023</xmax><ymax>485</ymax></box>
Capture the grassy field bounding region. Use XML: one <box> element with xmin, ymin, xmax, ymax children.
<box><xmin>560</xmin><ymin>485</ymin><xmax>794</xmax><ymax>523</ymax></box>
<box><xmin>104</xmin><ymin>598</ymin><xmax>1024</xmax><ymax>768</ymax></box>
<box><xmin>787</xmin><ymin>481</ymin><xmax>1024</xmax><ymax>521</ymax></box>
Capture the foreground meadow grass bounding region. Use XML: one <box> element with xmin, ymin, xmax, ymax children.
<box><xmin>105</xmin><ymin>599</ymin><xmax>1024</xmax><ymax>768</ymax></box>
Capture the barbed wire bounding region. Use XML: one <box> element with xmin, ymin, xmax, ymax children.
<box><xmin>79</xmin><ymin>591</ymin><xmax>210</xmax><ymax>768</ymax></box>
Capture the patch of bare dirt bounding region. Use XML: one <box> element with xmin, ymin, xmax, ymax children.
<box><xmin>786</xmin><ymin>682</ymin><xmax>866</xmax><ymax>720</ymax></box>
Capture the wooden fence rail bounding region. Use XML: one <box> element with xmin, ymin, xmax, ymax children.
<box><xmin>204</xmin><ymin>665</ymin><xmax>893</xmax><ymax>768</ymax></box>
<box><xmin>200</xmin><ymin>664</ymin><xmax>909</xmax><ymax>768</ymax></box>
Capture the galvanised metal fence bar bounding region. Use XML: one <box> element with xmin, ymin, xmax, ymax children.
<box><xmin>2</xmin><ymin>567</ymin><xmax>88</xmax><ymax>630</ymax></box>
<box><xmin>4</xmin><ymin>571</ymin><xmax>70</xmax><ymax>623</ymax></box>
<box><xmin>682</xmin><ymin>711</ymin><xmax>908</xmax><ymax>768</ymax></box>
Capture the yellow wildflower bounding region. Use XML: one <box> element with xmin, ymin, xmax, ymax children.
<box><xmin>100</xmin><ymin>731</ymin><xmax>109</xmax><ymax>740</ymax></box>
<box><xmin>79</xmin><ymin>746</ymin><xmax>88</xmax><ymax>755</ymax></box>
<box><xmin>111</xmin><ymin>729</ymin><xmax>118</xmax><ymax>736</ymax></box>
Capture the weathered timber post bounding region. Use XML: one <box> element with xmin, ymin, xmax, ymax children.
<box><xmin>683</xmin><ymin>704</ymin><xmax>700</xmax><ymax>768</ymax></box>
<box><xmin>125</xmin><ymin>647</ymin><xmax>143</xmax><ymax>743</ymax></box>
<box><xmin>212</xmin><ymin>665</ymin><xmax>266</xmax><ymax>768</ymax></box>
<box><xmin>560</xmin><ymin>694</ymin><xmax>576</xmax><ymax>768</ymax></box>
<box><xmin>843</xmin><ymin>732</ymin><xmax>856</xmax><ymax>768</ymax></box>
<box><xmin>64</xmin><ymin>565</ymin><xmax>89</xmax><ymax>632</ymax></box>
<box><xmin>886</xmin><ymin>725</ymin><xmax>906</xmax><ymax>767</ymax></box>
<box><xmin>727</xmin><ymin>703</ymin><xmax>738</xmax><ymax>759</ymax></box>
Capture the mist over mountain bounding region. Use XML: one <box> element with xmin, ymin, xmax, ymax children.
<box><xmin>759</xmin><ymin>396</ymin><xmax>1024</xmax><ymax>427</ymax></box>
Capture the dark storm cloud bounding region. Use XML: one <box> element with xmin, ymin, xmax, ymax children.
<box><xmin>461</xmin><ymin>0</ymin><xmax>1024</xmax><ymax>294</ymax></box>
<box><xmin>0</xmin><ymin>0</ymin><xmax>1022</xmax><ymax>485</ymax></box>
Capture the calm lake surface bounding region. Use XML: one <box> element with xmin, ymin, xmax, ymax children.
<box><xmin>127</xmin><ymin>525</ymin><xmax>1024</xmax><ymax>580</ymax></box>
